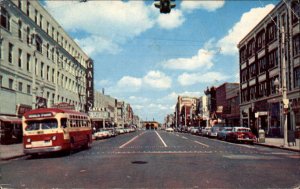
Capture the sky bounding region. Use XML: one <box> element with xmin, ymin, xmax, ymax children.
<box><xmin>43</xmin><ymin>0</ymin><xmax>280</xmax><ymax>123</ymax></box>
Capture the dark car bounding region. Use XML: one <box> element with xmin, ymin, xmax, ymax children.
<box><xmin>226</xmin><ymin>127</ymin><xmax>256</xmax><ymax>144</ymax></box>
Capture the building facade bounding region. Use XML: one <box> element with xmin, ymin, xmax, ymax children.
<box><xmin>175</xmin><ymin>96</ymin><xmax>198</xmax><ymax>128</ymax></box>
<box><xmin>0</xmin><ymin>0</ymin><xmax>91</xmax><ymax>118</ymax></box>
<box><xmin>238</xmin><ymin>0</ymin><xmax>300</xmax><ymax>137</ymax></box>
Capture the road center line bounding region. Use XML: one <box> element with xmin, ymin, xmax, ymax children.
<box><xmin>119</xmin><ymin>132</ymin><xmax>144</xmax><ymax>149</ymax></box>
<box><xmin>155</xmin><ymin>131</ymin><xmax>167</xmax><ymax>147</ymax></box>
<box><xmin>194</xmin><ymin>140</ymin><xmax>209</xmax><ymax>148</ymax></box>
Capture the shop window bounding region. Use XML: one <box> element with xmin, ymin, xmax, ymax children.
<box><xmin>0</xmin><ymin>7</ymin><xmax>10</xmax><ymax>30</ymax></box>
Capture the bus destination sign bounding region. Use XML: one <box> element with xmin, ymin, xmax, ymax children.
<box><xmin>28</xmin><ymin>113</ymin><xmax>53</xmax><ymax>118</ymax></box>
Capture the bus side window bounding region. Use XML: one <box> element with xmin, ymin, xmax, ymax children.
<box><xmin>61</xmin><ymin>118</ymin><xmax>67</xmax><ymax>128</ymax></box>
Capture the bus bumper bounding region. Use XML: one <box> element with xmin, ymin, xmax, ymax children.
<box><xmin>24</xmin><ymin>146</ymin><xmax>62</xmax><ymax>154</ymax></box>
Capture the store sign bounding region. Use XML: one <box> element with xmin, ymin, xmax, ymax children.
<box><xmin>52</xmin><ymin>102</ymin><xmax>75</xmax><ymax>110</ymax></box>
<box><xmin>86</xmin><ymin>59</ymin><xmax>94</xmax><ymax>112</ymax></box>
<box><xmin>88</xmin><ymin>111</ymin><xmax>108</xmax><ymax>119</ymax></box>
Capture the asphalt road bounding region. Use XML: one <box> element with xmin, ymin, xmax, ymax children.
<box><xmin>1</xmin><ymin>130</ymin><xmax>300</xmax><ymax>188</ymax></box>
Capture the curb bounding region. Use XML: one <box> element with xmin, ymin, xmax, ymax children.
<box><xmin>254</xmin><ymin>143</ymin><xmax>300</xmax><ymax>153</ymax></box>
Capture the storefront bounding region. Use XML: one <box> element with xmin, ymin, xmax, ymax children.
<box><xmin>0</xmin><ymin>116</ymin><xmax>22</xmax><ymax>144</ymax></box>
<box><xmin>291</xmin><ymin>98</ymin><xmax>300</xmax><ymax>138</ymax></box>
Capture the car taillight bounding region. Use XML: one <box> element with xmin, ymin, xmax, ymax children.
<box><xmin>52</xmin><ymin>136</ymin><xmax>57</xmax><ymax>141</ymax></box>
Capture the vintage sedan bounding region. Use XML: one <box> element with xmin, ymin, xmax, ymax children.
<box><xmin>94</xmin><ymin>130</ymin><xmax>111</xmax><ymax>139</ymax></box>
<box><xmin>226</xmin><ymin>127</ymin><xmax>256</xmax><ymax>144</ymax></box>
<box><xmin>217</xmin><ymin>127</ymin><xmax>233</xmax><ymax>140</ymax></box>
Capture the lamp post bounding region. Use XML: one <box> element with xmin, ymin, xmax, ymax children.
<box><xmin>274</xmin><ymin>26</ymin><xmax>289</xmax><ymax>147</ymax></box>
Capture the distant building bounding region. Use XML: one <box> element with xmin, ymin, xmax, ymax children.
<box><xmin>238</xmin><ymin>0</ymin><xmax>300</xmax><ymax>137</ymax></box>
<box><xmin>175</xmin><ymin>96</ymin><xmax>198</xmax><ymax>127</ymax></box>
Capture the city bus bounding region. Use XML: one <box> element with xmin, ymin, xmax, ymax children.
<box><xmin>22</xmin><ymin>108</ymin><xmax>92</xmax><ymax>155</ymax></box>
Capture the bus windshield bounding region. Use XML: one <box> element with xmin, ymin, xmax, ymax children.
<box><xmin>25</xmin><ymin>119</ymin><xmax>58</xmax><ymax>131</ymax></box>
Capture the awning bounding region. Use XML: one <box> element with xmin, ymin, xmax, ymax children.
<box><xmin>0</xmin><ymin>116</ymin><xmax>22</xmax><ymax>124</ymax></box>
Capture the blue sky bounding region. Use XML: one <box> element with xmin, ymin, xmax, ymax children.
<box><xmin>43</xmin><ymin>0</ymin><xmax>279</xmax><ymax>122</ymax></box>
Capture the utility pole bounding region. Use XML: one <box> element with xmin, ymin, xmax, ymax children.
<box><xmin>281</xmin><ymin>26</ymin><xmax>289</xmax><ymax>147</ymax></box>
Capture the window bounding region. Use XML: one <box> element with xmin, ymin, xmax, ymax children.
<box><xmin>295</xmin><ymin>67</ymin><xmax>300</xmax><ymax>88</ymax></box>
<box><xmin>18</xmin><ymin>0</ymin><xmax>22</xmax><ymax>8</ymax></box>
<box><xmin>52</xmin><ymin>68</ymin><xmax>55</xmax><ymax>83</ymax></box>
<box><xmin>267</xmin><ymin>22</ymin><xmax>277</xmax><ymax>42</ymax></box>
<box><xmin>46</xmin><ymin>44</ymin><xmax>49</xmax><ymax>58</ymax></box>
<box><xmin>46</xmin><ymin>65</ymin><xmax>50</xmax><ymax>81</ymax></box>
<box><xmin>27</xmin><ymin>84</ymin><xmax>31</xmax><ymax>94</ymax></box>
<box><xmin>270</xmin><ymin>76</ymin><xmax>279</xmax><ymax>95</ymax></box>
<box><xmin>269</xmin><ymin>49</ymin><xmax>278</xmax><ymax>69</ymax></box>
<box><xmin>46</xmin><ymin>22</ymin><xmax>49</xmax><ymax>34</ymax></box>
<box><xmin>41</xmin><ymin>62</ymin><xmax>44</xmax><ymax>78</ymax></box>
<box><xmin>249</xmin><ymin>63</ymin><xmax>256</xmax><ymax>78</ymax></box>
<box><xmin>26</xmin><ymin>1</ymin><xmax>30</xmax><ymax>16</ymax></box>
<box><xmin>259</xmin><ymin>82</ymin><xmax>267</xmax><ymax>97</ymax></box>
<box><xmin>258</xmin><ymin>57</ymin><xmax>266</xmax><ymax>74</ymax></box>
<box><xmin>35</xmin><ymin>35</ymin><xmax>43</xmax><ymax>53</ymax></box>
<box><xmin>0</xmin><ymin>75</ymin><xmax>2</xmax><ymax>87</ymax></box>
<box><xmin>292</xmin><ymin>1</ymin><xmax>300</xmax><ymax>24</ymax></box>
<box><xmin>52</xmin><ymin>27</ymin><xmax>54</xmax><ymax>39</ymax></box>
<box><xmin>9</xmin><ymin>79</ymin><xmax>13</xmax><ymax>90</ymax></box>
<box><xmin>249</xmin><ymin>86</ymin><xmax>256</xmax><ymax>100</ymax></box>
<box><xmin>0</xmin><ymin>7</ymin><xmax>10</xmax><ymax>30</ymax></box>
<box><xmin>27</xmin><ymin>27</ymin><xmax>30</xmax><ymax>44</ymax></box>
<box><xmin>241</xmin><ymin>89</ymin><xmax>248</xmax><ymax>103</ymax></box>
<box><xmin>293</xmin><ymin>34</ymin><xmax>300</xmax><ymax>56</ymax></box>
<box><xmin>27</xmin><ymin>53</ymin><xmax>31</xmax><ymax>71</ymax></box>
<box><xmin>247</xmin><ymin>40</ymin><xmax>255</xmax><ymax>57</ymax></box>
<box><xmin>39</xmin><ymin>14</ymin><xmax>43</xmax><ymax>28</ymax></box>
<box><xmin>18</xmin><ymin>82</ymin><xmax>23</xmax><ymax>92</ymax></box>
<box><xmin>35</xmin><ymin>58</ymin><xmax>38</xmax><ymax>75</ymax></box>
<box><xmin>0</xmin><ymin>40</ymin><xmax>2</xmax><ymax>60</ymax></box>
<box><xmin>257</xmin><ymin>31</ymin><xmax>265</xmax><ymax>50</ymax></box>
<box><xmin>18</xmin><ymin>20</ymin><xmax>22</xmax><ymax>39</ymax></box>
<box><xmin>8</xmin><ymin>43</ymin><xmax>13</xmax><ymax>63</ymax></box>
<box><xmin>34</xmin><ymin>9</ymin><xmax>37</xmax><ymax>23</ymax></box>
<box><xmin>18</xmin><ymin>49</ymin><xmax>22</xmax><ymax>68</ymax></box>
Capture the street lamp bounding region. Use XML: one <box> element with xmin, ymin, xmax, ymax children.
<box><xmin>274</xmin><ymin>77</ymin><xmax>289</xmax><ymax>147</ymax></box>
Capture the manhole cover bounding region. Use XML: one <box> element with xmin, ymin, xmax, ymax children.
<box><xmin>131</xmin><ymin>161</ymin><xmax>148</xmax><ymax>164</ymax></box>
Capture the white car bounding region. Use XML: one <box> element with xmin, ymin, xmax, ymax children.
<box><xmin>166</xmin><ymin>127</ymin><xmax>174</xmax><ymax>132</ymax></box>
<box><xmin>94</xmin><ymin>130</ymin><xmax>110</xmax><ymax>139</ymax></box>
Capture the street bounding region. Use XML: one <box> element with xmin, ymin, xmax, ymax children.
<box><xmin>1</xmin><ymin>130</ymin><xmax>300</xmax><ymax>188</ymax></box>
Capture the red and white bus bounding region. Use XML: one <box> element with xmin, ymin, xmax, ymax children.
<box><xmin>22</xmin><ymin>108</ymin><xmax>92</xmax><ymax>155</ymax></box>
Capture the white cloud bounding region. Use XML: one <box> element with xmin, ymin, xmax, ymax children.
<box><xmin>162</xmin><ymin>49</ymin><xmax>214</xmax><ymax>71</ymax></box>
<box><xmin>217</xmin><ymin>4</ymin><xmax>275</xmax><ymax>55</ymax></box>
<box><xmin>156</xmin><ymin>9</ymin><xmax>185</xmax><ymax>30</ymax></box>
<box><xmin>181</xmin><ymin>1</ymin><xmax>225</xmax><ymax>12</ymax></box>
<box><xmin>45</xmin><ymin>1</ymin><xmax>155</xmax><ymax>54</ymax></box>
<box><xmin>116</xmin><ymin>76</ymin><xmax>142</xmax><ymax>92</ymax></box>
<box><xmin>143</xmin><ymin>70</ymin><xmax>172</xmax><ymax>89</ymax></box>
<box><xmin>178</xmin><ymin>72</ymin><xmax>230</xmax><ymax>86</ymax></box>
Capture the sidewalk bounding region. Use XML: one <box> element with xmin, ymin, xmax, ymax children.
<box><xmin>255</xmin><ymin>138</ymin><xmax>300</xmax><ymax>152</ymax></box>
<box><xmin>0</xmin><ymin>143</ymin><xmax>25</xmax><ymax>160</ymax></box>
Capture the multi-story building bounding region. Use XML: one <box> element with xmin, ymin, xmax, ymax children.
<box><xmin>226</xmin><ymin>85</ymin><xmax>240</xmax><ymax>126</ymax></box>
<box><xmin>204</xmin><ymin>86</ymin><xmax>217</xmax><ymax>122</ymax></box>
<box><xmin>175</xmin><ymin>96</ymin><xmax>198</xmax><ymax>128</ymax></box>
<box><xmin>215</xmin><ymin>83</ymin><xmax>239</xmax><ymax>124</ymax></box>
<box><xmin>0</xmin><ymin>0</ymin><xmax>93</xmax><ymax>119</ymax></box>
<box><xmin>238</xmin><ymin>0</ymin><xmax>300</xmax><ymax>137</ymax></box>
<box><xmin>196</xmin><ymin>96</ymin><xmax>208</xmax><ymax>127</ymax></box>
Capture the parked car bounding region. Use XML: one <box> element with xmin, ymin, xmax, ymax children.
<box><xmin>190</xmin><ymin>127</ymin><xmax>200</xmax><ymax>135</ymax></box>
<box><xmin>202</xmin><ymin>127</ymin><xmax>211</xmax><ymax>137</ymax></box>
<box><xmin>217</xmin><ymin>127</ymin><xmax>233</xmax><ymax>140</ymax></box>
<box><xmin>208</xmin><ymin>126</ymin><xmax>223</xmax><ymax>138</ymax></box>
<box><xmin>94</xmin><ymin>129</ymin><xmax>111</xmax><ymax>139</ymax></box>
<box><xmin>166</xmin><ymin>127</ymin><xmax>174</xmax><ymax>132</ymax></box>
<box><xmin>226</xmin><ymin>127</ymin><xmax>256</xmax><ymax>144</ymax></box>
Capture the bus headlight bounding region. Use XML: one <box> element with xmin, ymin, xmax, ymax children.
<box><xmin>52</xmin><ymin>136</ymin><xmax>57</xmax><ymax>141</ymax></box>
<box><xmin>27</xmin><ymin>138</ymin><xmax>31</xmax><ymax>143</ymax></box>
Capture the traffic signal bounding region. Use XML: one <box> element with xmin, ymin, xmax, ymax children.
<box><xmin>154</xmin><ymin>0</ymin><xmax>176</xmax><ymax>14</ymax></box>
